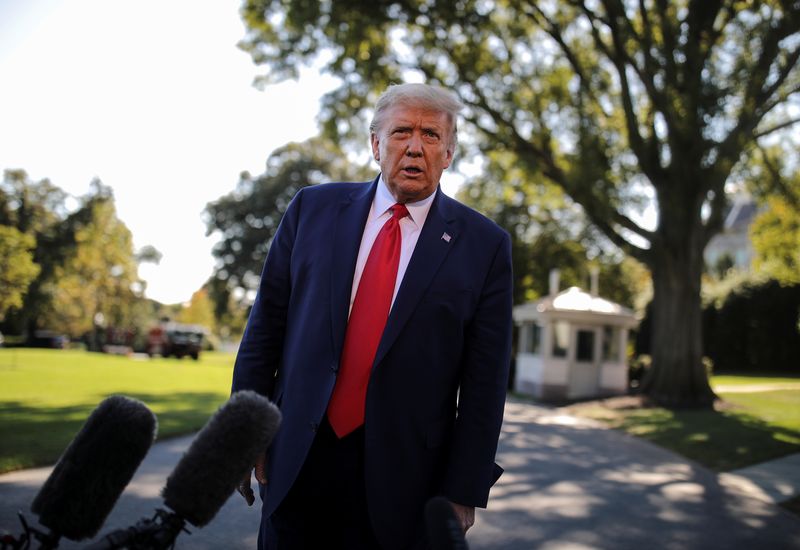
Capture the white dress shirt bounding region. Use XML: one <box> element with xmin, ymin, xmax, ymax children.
<box><xmin>348</xmin><ymin>177</ymin><xmax>436</xmax><ymax>315</ymax></box>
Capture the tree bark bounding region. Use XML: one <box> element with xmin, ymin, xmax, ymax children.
<box><xmin>642</xmin><ymin>230</ymin><xmax>717</xmax><ymax>408</ymax></box>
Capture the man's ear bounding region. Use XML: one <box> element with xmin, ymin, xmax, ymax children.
<box><xmin>443</xmin><ymin>144</ymin><xmax>455</xmax><ymax>170</ymax></box>
<box><xmin>371</xmin><ymin>133</ymin><xmax>380</xmax><ymax>161</ymax></box>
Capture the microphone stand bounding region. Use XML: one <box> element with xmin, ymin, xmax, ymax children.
<box><xmin>1</xmin><ymin>512</ymin><xmax>61</xmax><ymax>550</ymax></box>
<box><xmin>83</xmin><ymin>509</ymin><xmax>190</xmax><ymax>550</ymax></box>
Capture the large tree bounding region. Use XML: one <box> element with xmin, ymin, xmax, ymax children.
<box><xmin>0</xmin><ymin>170</ymin><xmax>71</xmax><ymax>334</ymax></box>
<box><xmin>1</xmin><ymin>171</ymin><xmax>154</xmax><ymax>338</ymax></box>
<box><xmin>238</xmin><ymin>0</ymin><xmax>800</xmax><ymax>407</ymax></box>
<box><xmin>42</xmin><ymin>181</ymin><xmax>146</xmax><ymax>337</ymax></box>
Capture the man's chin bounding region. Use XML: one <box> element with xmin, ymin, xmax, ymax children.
<box><xmin>389</xmin><ymin>179</ymin><xmax>436</xmax><ymax>203</ymax></box>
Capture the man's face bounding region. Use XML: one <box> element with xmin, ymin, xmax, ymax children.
<box><xmin>371</xmin><ymin>104</ymin><xmax>455</xmax><ymax>204</ymax></box>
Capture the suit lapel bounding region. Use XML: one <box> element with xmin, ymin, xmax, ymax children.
<box><xmin>330</xmin><ymin>178</ymin><xmax>377</xmax><ymax>355</ymax></box>
<box><xmin>373</xmin><ymin>188</ymin><xmax>458</xmax><ymax>367</ymax></box>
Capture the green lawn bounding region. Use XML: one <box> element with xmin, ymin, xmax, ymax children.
<box><xmin>566</xmin><ymin>374</ymin><xmax>800</xmax><ymax>472</ymax></box>
<box><xmin>0</xmin><ymin>348</ymin><xmax>235</xmax><ymax>473</ymax></box>
<box><xmin>712</xmin><ymin>374</ymin><xmax>800</xmax><ymax>387</ymax></box>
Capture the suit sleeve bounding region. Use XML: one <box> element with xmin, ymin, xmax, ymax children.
<box><xmin>230</xmin><ymin>189</ymin><xmax>304</xmax><ymax>399</ymax></box>
<box><xmin>442</xmin><ymin>231</ymin><xmax>513</xmax><ymax>508</ymax></box>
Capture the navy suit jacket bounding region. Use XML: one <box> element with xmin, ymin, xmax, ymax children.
<box><xmin>231</xmin><ymin>176</ymin><xmax>512</xmax><ymax>549</ymax></box>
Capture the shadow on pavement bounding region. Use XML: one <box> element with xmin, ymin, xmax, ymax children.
<box><xmin>2</xmin><ymin>397</ymin><xmax>800</xmax><ymax>549</ymax></box>
<box><xmin>469</xmin><ymin>399</ymin><xmax>800</xmax><ymax>549</ymax></box>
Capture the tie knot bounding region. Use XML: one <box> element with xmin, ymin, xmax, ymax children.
<box><xmin>390</xmin><ymin>203</ymin><xmax>409</xmax><ymax>220</ymax></box>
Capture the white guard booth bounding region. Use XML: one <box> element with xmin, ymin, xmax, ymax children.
<box><xmin>512</xmin><ymin>270</ymin><xmax>638</xmax><ymax>401</ymax></box>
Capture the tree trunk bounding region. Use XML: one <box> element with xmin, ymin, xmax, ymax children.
<box><xmin>642</xmin><ymin>235</ymin><xmax>717</xmax><ymax>408</ymax></box>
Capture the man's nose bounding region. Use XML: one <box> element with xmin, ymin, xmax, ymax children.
<box><xmin>405</xmin><ymin>132</ymin><xmax>423</xmax><ymax>156</ymax></box>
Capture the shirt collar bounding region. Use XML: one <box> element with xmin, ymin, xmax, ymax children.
<box><xmin>374</xmin><ymin>175</ymin><xmax>437</xmax><ymax>228</ymax></box>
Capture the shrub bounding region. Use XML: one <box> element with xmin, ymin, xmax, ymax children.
<box><xmin>635</xmin><ymin>278</ymin><xmax>800</xmax><ymax>374</ymax></box>
<box><xmin>706</xmin><ymin>279</ymin><xmax>800</xmax><ymax>373</ymax></box>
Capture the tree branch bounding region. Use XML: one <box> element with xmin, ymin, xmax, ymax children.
<box><xmin>756</xmin><ymin>143</ymin><xmax>800</xmax><ymax>210</ymax></box>
<box><xmin>611</xmin><ymin>209</ymin><xmax>656</xmax><ymax>242</ymax></box>
<box><xmin>754</xmin><ymin>116</ymin><xmax>800</xmax><ymax>139</ymax></box>
<box><xmin>654</xmin><ymin>0</ymin><xmax>679</xmax><ymax>87</ymax></box>
<box><xmin>716</xmin><ymin>13</ymin><xmax>799</xmax><ymax>175</ymax></box>
<box><xmin>758</xmin><ymin>45</ymin><xmax>800</xmax><ymax>107</ymax></box>
<box><xmin>697</xmin><ymin>0</ymin><xmax>735</xmax><ymax>69</ymax></box>
<box><xmin>585</xmin><ymin>212</ymin><xmax>651</xmax><ymax>263</ymax></box>
<box><xmin>525</xmin><ymin>3</ymin><xmax>611</xmax><ymax>118</ymax></box>
<box><xmin>591</xmin><ymin>1</ymin><xmax>665</xmax><ymax>183</ymax></box>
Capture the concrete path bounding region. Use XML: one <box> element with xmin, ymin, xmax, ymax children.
<box><xmin>2</xmin><ymin>398</ymin><xmax>799</xmax><ymax>549</ymax></box>
<box><xmin>725</xmin><ymin>453</ymin><xmax>800</xmax><ymax>504</ymax></box>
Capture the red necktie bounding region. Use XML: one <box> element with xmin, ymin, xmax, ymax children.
<box><xmin>327</xmin><ymin>203</ymin><xmax>409</xmax><ymax>438</ymax></box>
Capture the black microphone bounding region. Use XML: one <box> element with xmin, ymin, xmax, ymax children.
<box><xmin>425</xmin><ymin>497</ymin><xmax>469</xmax><ymax>550</ymax></box>
<box><xmin>85</xmin><ymin>390</ymin><xmax>281</xmax><ymax>549</ymax></box>
<box><xmin>162</xmin><ymin>389</ymin><xmax>281</xmax><ymax>526</ymax></box>
<box><xmin>30</xmin><ymin>395</ymin><xmax>157</xmax><ymax>543</ymax></box>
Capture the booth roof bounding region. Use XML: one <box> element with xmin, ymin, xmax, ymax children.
<box><xmin>513</xmin><ymin>286</ymin><xmax>637</xmax><ymax>323</ymax></box>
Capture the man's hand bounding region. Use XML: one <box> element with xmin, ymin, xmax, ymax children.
<box><xmin>237</xmin><ymin>452</ymin><xmax>267</xmax><ymax>506</ymax></box>
<box><xmin>449</xmin><ymin>502</ymin><xmax>475</xmax><ymax>533</ymax></box>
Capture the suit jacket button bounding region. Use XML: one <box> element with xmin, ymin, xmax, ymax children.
<box><xmin>310</xmin><ymin>422</ymin><xmax>318</xmax><ymax>433</ymax></box>
<box><xmin>330</xmin><ymin>362</ymin><xmax>338</xmax><ymax>373</ymax></box>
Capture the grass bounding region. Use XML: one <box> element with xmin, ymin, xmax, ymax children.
<box><xmin>0</xmin><ymin>348</ymin><xmax>235</xmax><ymax>473</ymax></box>
<box><xmin>565</xmin><ymin>374</ymin><xmax>800</xmax><ymax>472</ymax></box>
<box><xmin>711</xmin><ymin>374</ymin><xmax>800</xmax><ymax>387</ymax></box>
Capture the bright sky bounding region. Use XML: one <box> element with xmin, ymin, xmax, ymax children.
<box><xmin>0</xmin><ymin>0</ymin><xmax>343</xmax><ymax>304</ymax></box>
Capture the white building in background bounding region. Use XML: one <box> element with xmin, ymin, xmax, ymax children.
<box><xmin>704</xmin><ymin>194</ymin><xmax>759</xmax><ymax>272</ymax></box>
<box><xmin>513</xmin><ymin>269</ymin><xmax>638</xmax><ymax>401</ymax></box>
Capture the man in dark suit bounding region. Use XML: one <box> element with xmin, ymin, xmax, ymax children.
<box><xmin>233</xmin><ymin>83</ymin><xmax>512</xmax><ymax>549</ymax></box>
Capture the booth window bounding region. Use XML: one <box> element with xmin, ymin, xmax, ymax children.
<box><xmin>519</xmin><ymin>324</ymin><xmax>542</xmax><ymax>355</ymax></box>
<box><xmin>527</xmin><ymin>324</ymin><xmax>542</xmax><ymax>355</ymax></box>
<box><xmin>552</xmin><ymin>321</ymin><xmax>569</xmax><ymax>358</ymax></box>
<box><xmin>603</xmin><ymin>326</ymin><xmax>620</xmax><ymax>361</ymax></box>
<box><xmin>576</xmin><ymin>330</ymin><xmax>595</xmax><ymax>362</ymax></box>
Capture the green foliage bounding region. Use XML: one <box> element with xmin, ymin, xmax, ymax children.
<box><xmin>741</xmin><ymin>144</ymin><xmax>800</xmax><ymax>283</ymax></box>
<box><xmin>750</xmin><ymin>196</ymin><xmax>800</xmax><ymax>283</ymax></box>
<box><xmin>1</xmin><ymin>170</ymin><xmax>72</xmax><ymax>334</ymax></box>
<box><xmin>0</xmin><ymin>169</ymin><xmax>67</xmax><ymax>235</ymax></box>
<box><xmin>0</xmin><ymin>171</ymin><xmax>155</xmax><ymax>339</ymax></box>
<box><xmin>176</xmin><ymin>289</ymin><xmax>216</xmax><ymax>332</ymax></box>
<box><xmin>458</xmin><ymin>150</ymin><xmax>650</xmax><ymax>307</ymax></box>
<box><xmin>0</xmin><ymin>226</ymin><xmax>40</xmax><ymax>319</ymax></box>
<box><xmin>239</xmin><ymin>1</ymin><xmax>799</xmax><ymax>260</ymax></box>
<box><xmin>705</xmin><ymin>279</ymin><xmax>800</xmax><ymax>373</ymax></box>
<box><xmin>204</xmin><ymin>137</ymin><xmax>372</xmax><ymax>320</ymax></box>
<box><xmin>238</xmin><ymin>0</ymin><xmax>800</xmax><ymax>406</ymax></box>
<box><xmin>43</xmin><ymin>183</ymin><xmax>145</xmax><ymax>337</ymax></box>
<box><xmin>205</xmin><ymin>275</ymin><xmax>247</xmax><ymax>342</ymax></box>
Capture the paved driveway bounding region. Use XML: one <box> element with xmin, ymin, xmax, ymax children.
<box><xmin>2</xmin><ymin>398</ymin><xmax>799</xmax><ymax>549</ymax></box>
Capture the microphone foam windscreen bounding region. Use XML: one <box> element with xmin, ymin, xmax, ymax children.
<box><xmin>31</xmin><ymin>395</ymin><xmax>157</xmax><ymax>540</ymax></box>
<box><xmin>425</xmin><ymin>496</ymin><xmax>469</xmax><ymax>550</ymax></box>
<box><xmin>162</xmin><ymin>390</ymin><xmax>281</xmax><ymax>527</ymax></box>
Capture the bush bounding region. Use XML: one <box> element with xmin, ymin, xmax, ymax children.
<box><xmin>635</xmin><ymin>278</ymin><xmax>800</xmax><ymax>374</ymax></box>
<box><xmin>705</xmin><ymin>279</ymin><xmax>800</xmax><ymax>373</ymax></box>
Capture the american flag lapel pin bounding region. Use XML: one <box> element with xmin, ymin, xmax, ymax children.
<box><xmin>441</xmin><ymin>232</ymin><xmax>451</xmax><ymax>243</ymax></box>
